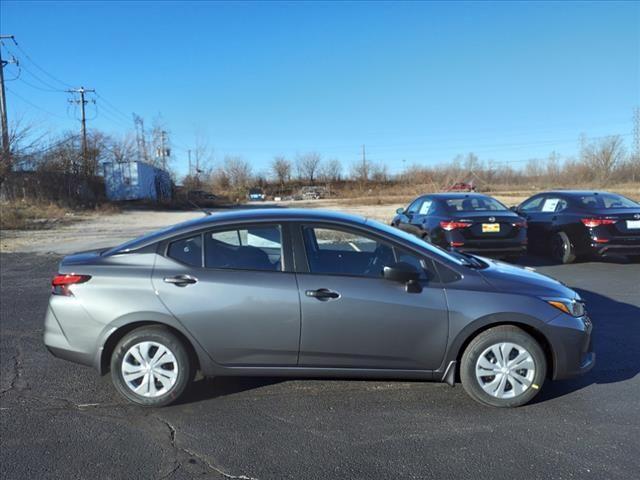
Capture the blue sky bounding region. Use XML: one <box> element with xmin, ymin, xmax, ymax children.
<box><xmin>1</xmin><ymin>1</ymin><xmax>638</xmax><ymax>177</ymax></box>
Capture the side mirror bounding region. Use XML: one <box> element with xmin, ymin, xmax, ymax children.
<box><xmin>509</xmin><ymin>205</ymin><xmax>518</xmax><ymax>211</ymax></box>
<box><xmin>383</xmin><ymin>262</ymin><xmax>422</xmax><ymax>293</ymax></box>
<box><xmin>395</xmin><ymin>207</ymin><xmax>405</xmax><ymax>215</ymax></box>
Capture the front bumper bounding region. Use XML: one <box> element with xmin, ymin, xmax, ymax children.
<box><xmin>544</xmin><ymin>313</ymin><xmax>595</xmax><ymax>380</ymax></box>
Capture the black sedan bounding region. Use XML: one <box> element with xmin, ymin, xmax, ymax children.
<box><xmin>514</xmin><ymin>190</ymin><xmax>640</xmax><ymax>263</ymax></box>
<box><xmin>392</xmin><ymin>193</ymin><xmax>528</xmax><ymax>259</ymax></box>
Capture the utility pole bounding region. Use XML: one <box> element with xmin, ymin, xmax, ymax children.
<box><xmin>67</xmin><ymin>86</ymin><xmax>95</xmax><ymax>173</ymax></box>
<box><xmin>0</xmin><ymin>34</ymin><xmax>17</xmax><ymax>164</ymax></box>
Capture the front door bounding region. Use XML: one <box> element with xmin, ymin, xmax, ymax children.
<box><xmin>152</xmin><ymin>224</ymin><xmax>300</xmax><ymax>366</ymax></box>
<box><xmin>295</xmin><ymin>224</ymin><xmax>449</xmax><ymax>370</ymax></box>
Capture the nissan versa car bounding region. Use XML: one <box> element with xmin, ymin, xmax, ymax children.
<box><xmin>44</xmin><ymin>209</ymin><xmax>594</xmax><ymax>408</ymax></box>
<box><xmin>514</xmin><ymin>190</ymin><xmax>640</xmax><ymax>263</ymax></box>
<box><xmin>392</xmin><ymin>193</ymin><xmax>528</xmax><ymax>259</ymax></box>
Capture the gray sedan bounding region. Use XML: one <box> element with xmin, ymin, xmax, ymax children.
<box><xmin>44</xmin><ymin>209</ymin><xmax>594</xmax><ymax>407</ymax></box>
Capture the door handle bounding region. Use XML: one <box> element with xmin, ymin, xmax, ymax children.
<box><xmin>305</xmin><ymin>288</ymin><xmax>340</xmax><ymax>300</ymax></box>
<box><xmin>164</xmin><ymin>275</ymin><xmax>198</xmax><ymax>287</ymax></box>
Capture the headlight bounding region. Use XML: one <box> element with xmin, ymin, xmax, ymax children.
<box><xmin>544</xmin><ymin>297</ymin><xmax>586</xmax><ymax>317</ymax></box>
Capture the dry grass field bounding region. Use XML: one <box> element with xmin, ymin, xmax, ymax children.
<box><xmin>1</xmin><ymin>185</ymin><xmax>638</xmax><ymax>254</ymax></box>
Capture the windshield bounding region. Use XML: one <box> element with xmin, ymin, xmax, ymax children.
<box><xmin>365</xmin><ymin>218</ymin><xmax>468</xmax><ymax>266</ymax></box>
<box><xmin>575</xmin><ymin>193</ymin><xmax>639</xmax><ymax>209</ymax></box>
<box><xmin>445</xmin><ymin>196</ymin><xmax>509</xmax><ymax>212</ymax></box>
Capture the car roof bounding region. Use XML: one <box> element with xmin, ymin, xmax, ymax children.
<box><xmin>420</xmin><ymin>193</ymin><xmax>495</xmax><ymax>200</ymax></box>
<box><xmin>538</xmin><ymin>190</ymin><xmax>619</xmax><ymax>197</ymax></box>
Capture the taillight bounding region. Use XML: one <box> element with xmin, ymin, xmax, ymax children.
<box><xmin>581</xmin><ymin>218</ymin><xmax>616</xmax><ymax>228</ymax></box>
<box><xmin>440</xmin><ymin>221</ymin><xmax>472</xmax><ymax>231</ymax></box>
<box><xmin>51</xmin><ymin>273</ymin><xmax>91</xmax><ymax>295</ymax></box>
<box><xmin>512</xmin><ymin>220</ymin><xmax>527</xmax><ymax>228</ymax></box>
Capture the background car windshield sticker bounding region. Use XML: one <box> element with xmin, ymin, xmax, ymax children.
<box><xmin>419</xmin><ymin>201</ymin><xmax>432</xmax><ymax>215</ymax></box>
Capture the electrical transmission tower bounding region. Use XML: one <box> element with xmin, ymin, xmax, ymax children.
<box><xmin>133</xmin><ymin>113</ymin><xmax>148</xmax><ymax>164</ymax></box>
<box><xmin>67</xmin><ymin>86</ymin><xmax>95</xmax><ymax>173</ymax></box>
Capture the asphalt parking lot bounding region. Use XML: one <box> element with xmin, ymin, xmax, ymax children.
<box><xmin>1</xmin><ymin>252</ymin><xmax>639</xmax><ymax>480</ymax></box>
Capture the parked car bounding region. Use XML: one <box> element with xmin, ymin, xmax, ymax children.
<box><xmin>447</xmin><ymin>182</ymin><xmax>476</xmax><ymax>192</ymax></box>
<box><xmin>248</xmin><ymin>188</ymin><xmax>266</xmax><ymax>201</ymax></box>
<box><xmin>513</xmin><ymin>190</ymin><xmax>640</xmax><ymax>263</ymax></box>
<box><xmin>44</xmin><ymin>209</ymin><xmax>594</xmax><ymax>408</ymax></box>
<box><xmin>392</xmin><ymin>193</ymin><xmax>528</xmax><ymax>259</ymax></box>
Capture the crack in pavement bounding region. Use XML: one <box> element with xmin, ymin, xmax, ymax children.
<box><xmin>0</xmin><ymin>342</ymin><xmax>25</xmax><ymax>397</ymax></box>
<box><xmin>154</xmin><ymin>416</ymin><xmax>259</xmax><ymax>480</ymax></box>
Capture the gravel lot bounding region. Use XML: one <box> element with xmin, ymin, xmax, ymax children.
<box><xmin>1</xmin><ymin>206</ymin><xmax>639</xmax><ymax>479</ymax></box>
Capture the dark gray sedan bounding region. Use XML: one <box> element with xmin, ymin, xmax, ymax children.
<box><xmin>44</xmin><ymin>209</ymin><xmax>594</xmax><ymax>407</ymax></box>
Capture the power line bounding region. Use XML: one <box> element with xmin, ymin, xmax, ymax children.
<box><xmin>5</xmin><ymin>86</ymin><xmax>67</xmax><ymax>120</ymax></box>
<box><xmin>13</xmin><ymin>40</ymin><xmax>73</xmax><ymax>89</ymax></box>
<box><xmin>94</xmin><ymin>92</ymin><xmax>131</xmax><ymax>121</ymax></box>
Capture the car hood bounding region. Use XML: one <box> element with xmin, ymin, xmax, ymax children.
<box><xmin>476</xmin><ymin>257</ymin><xmax>579</xmax><ymax>299</ymax></box>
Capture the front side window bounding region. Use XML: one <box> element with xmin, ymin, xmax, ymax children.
<box><xmin>205</xmin><ymin>225</ymin><xmax>282</xmax><ymax>271</ymax></box>
<box><xmin>302</xmin><ymin>226</ymin><xmax>431</xmax><ymax>279</ymax></box>
<box><xmin>520</xmin><ymin>196</ymin><xmax>545</xmax><ymax>212</ymax></box>
<box><xmin>407</xmin><ymin>198</ymin><xmax>423</xmax><ymax>214</ymax></box>
<box><xmin>167</xmin><ymin>235</ymin><xmax>202</xmax><ymax>267</ymax></box>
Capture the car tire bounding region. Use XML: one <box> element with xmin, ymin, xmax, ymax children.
<box><xmin>460</xmin><ymin>325</ymin><xmax>547</xmax><ymax>408</ymax></box>
<box><xmin>550</xmin><ymin>231</ymin><xmax>576</xmax><ymax>264</ymax></box>
<box><xmin>110</xmin><ymin>326</ymin><xmax>193</xmax><ymax>407</ymax></box>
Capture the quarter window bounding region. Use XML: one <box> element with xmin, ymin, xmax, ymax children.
<box><xmin>205</xmin><ymin>225</ymin><xmax>282</xmax><ymax>271</ymax></box>
<box><xmin>167</xmin><ymin>235</ymin><xmax>203</xmax><ymax>267</ymax></box>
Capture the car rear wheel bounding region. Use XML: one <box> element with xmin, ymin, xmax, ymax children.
<box><xmin>110</xmin><ymin>326</ymin><xmax>192</xmax><ymax>407</ymax></box>
<box><xmin>460</xmin><ymin>326</ymin><xmax>546</xmax><ymax>407</ymax></box>
<box><xmin>550</xmin><ymin>231</ymin><xmax>576</xmax><ymax>264</ymax></box>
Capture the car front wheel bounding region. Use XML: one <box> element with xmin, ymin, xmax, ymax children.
<box><xmin>460</xmin><ymin>326</ymin><xmax>547</xmax><ymax>407</ymax></box>
<box><xmin>110</xmin><ymin>326</ymin><xmax>192</xmax><ymax>407</ymax></box>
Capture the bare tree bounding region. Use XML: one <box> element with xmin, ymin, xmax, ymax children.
<box><xmin>319</xmin><ymin>158</ymin><xmax>342</xmax><ymax>183</ymax></box>
<box><xmin>581</xmin><ymin>135</ymin><xmax>626</xmax><ymax>183</ymax></box>
<box><xmin>350</xmin><ymin>157</ymin><xmax>371</xmax><ymax>183</ymax></box>
<box><xmin>223</xmin><ymin>156</ymin><xmax>253</xmax><ymax>188</ymax></box>
<box><xmin>271</xmin><ymin>156</ymin><xmax>291</xmax><ymax>187</ymax></box>
<box><xmin>296</xmin><ymin>152</ymin><xmax>321</xmax><ymax>183</ymax></box>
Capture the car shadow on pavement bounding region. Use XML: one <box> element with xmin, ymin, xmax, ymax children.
<box><xmin>533</xmin><ymin>288</ymin><xmax>640</xmax><ymax>403</ymax></box>
<box><xmin>176</xmin><ymin>376</ymin><xmax>284</xmax><ymax>405</ymax></box>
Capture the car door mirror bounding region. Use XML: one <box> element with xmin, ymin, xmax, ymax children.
<box><xmin>510</xmin><ymin>205</ymin><xmax>518</xmax><ymax>212</ymax></box>
<box><xmin>396</xmin><ymin>207</ymin><xmax>405</xmax><ymax>215</ymax></box>
<box><xmin>383</xmin><ymin>262</ymin><xmax>422</xmax><ymax>293</ymax></box>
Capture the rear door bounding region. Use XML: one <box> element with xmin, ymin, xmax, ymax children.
<box><xmin>294</xmin><ymin>223</ymin><xmax>449</xmax><ymax>370</ymax></box>
<box><xmin>152</xmin><ymin>223</ymin><xmax>301</xmax><ymax>366</ymax></box>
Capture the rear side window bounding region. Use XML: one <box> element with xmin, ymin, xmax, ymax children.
<box><xmin>167</xmin><ymin>235</ymin><xmax>202</xmax><ymax>267</ymax></box>
<box><xmin>577</xmin><ymin>194</ymin><xmax>638</xmax><ymax>209</ymax></box>
<box><xmin>205</xmin><ymin>225</ymin><xmax>282</xmax><ymax>271</ymax></box>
